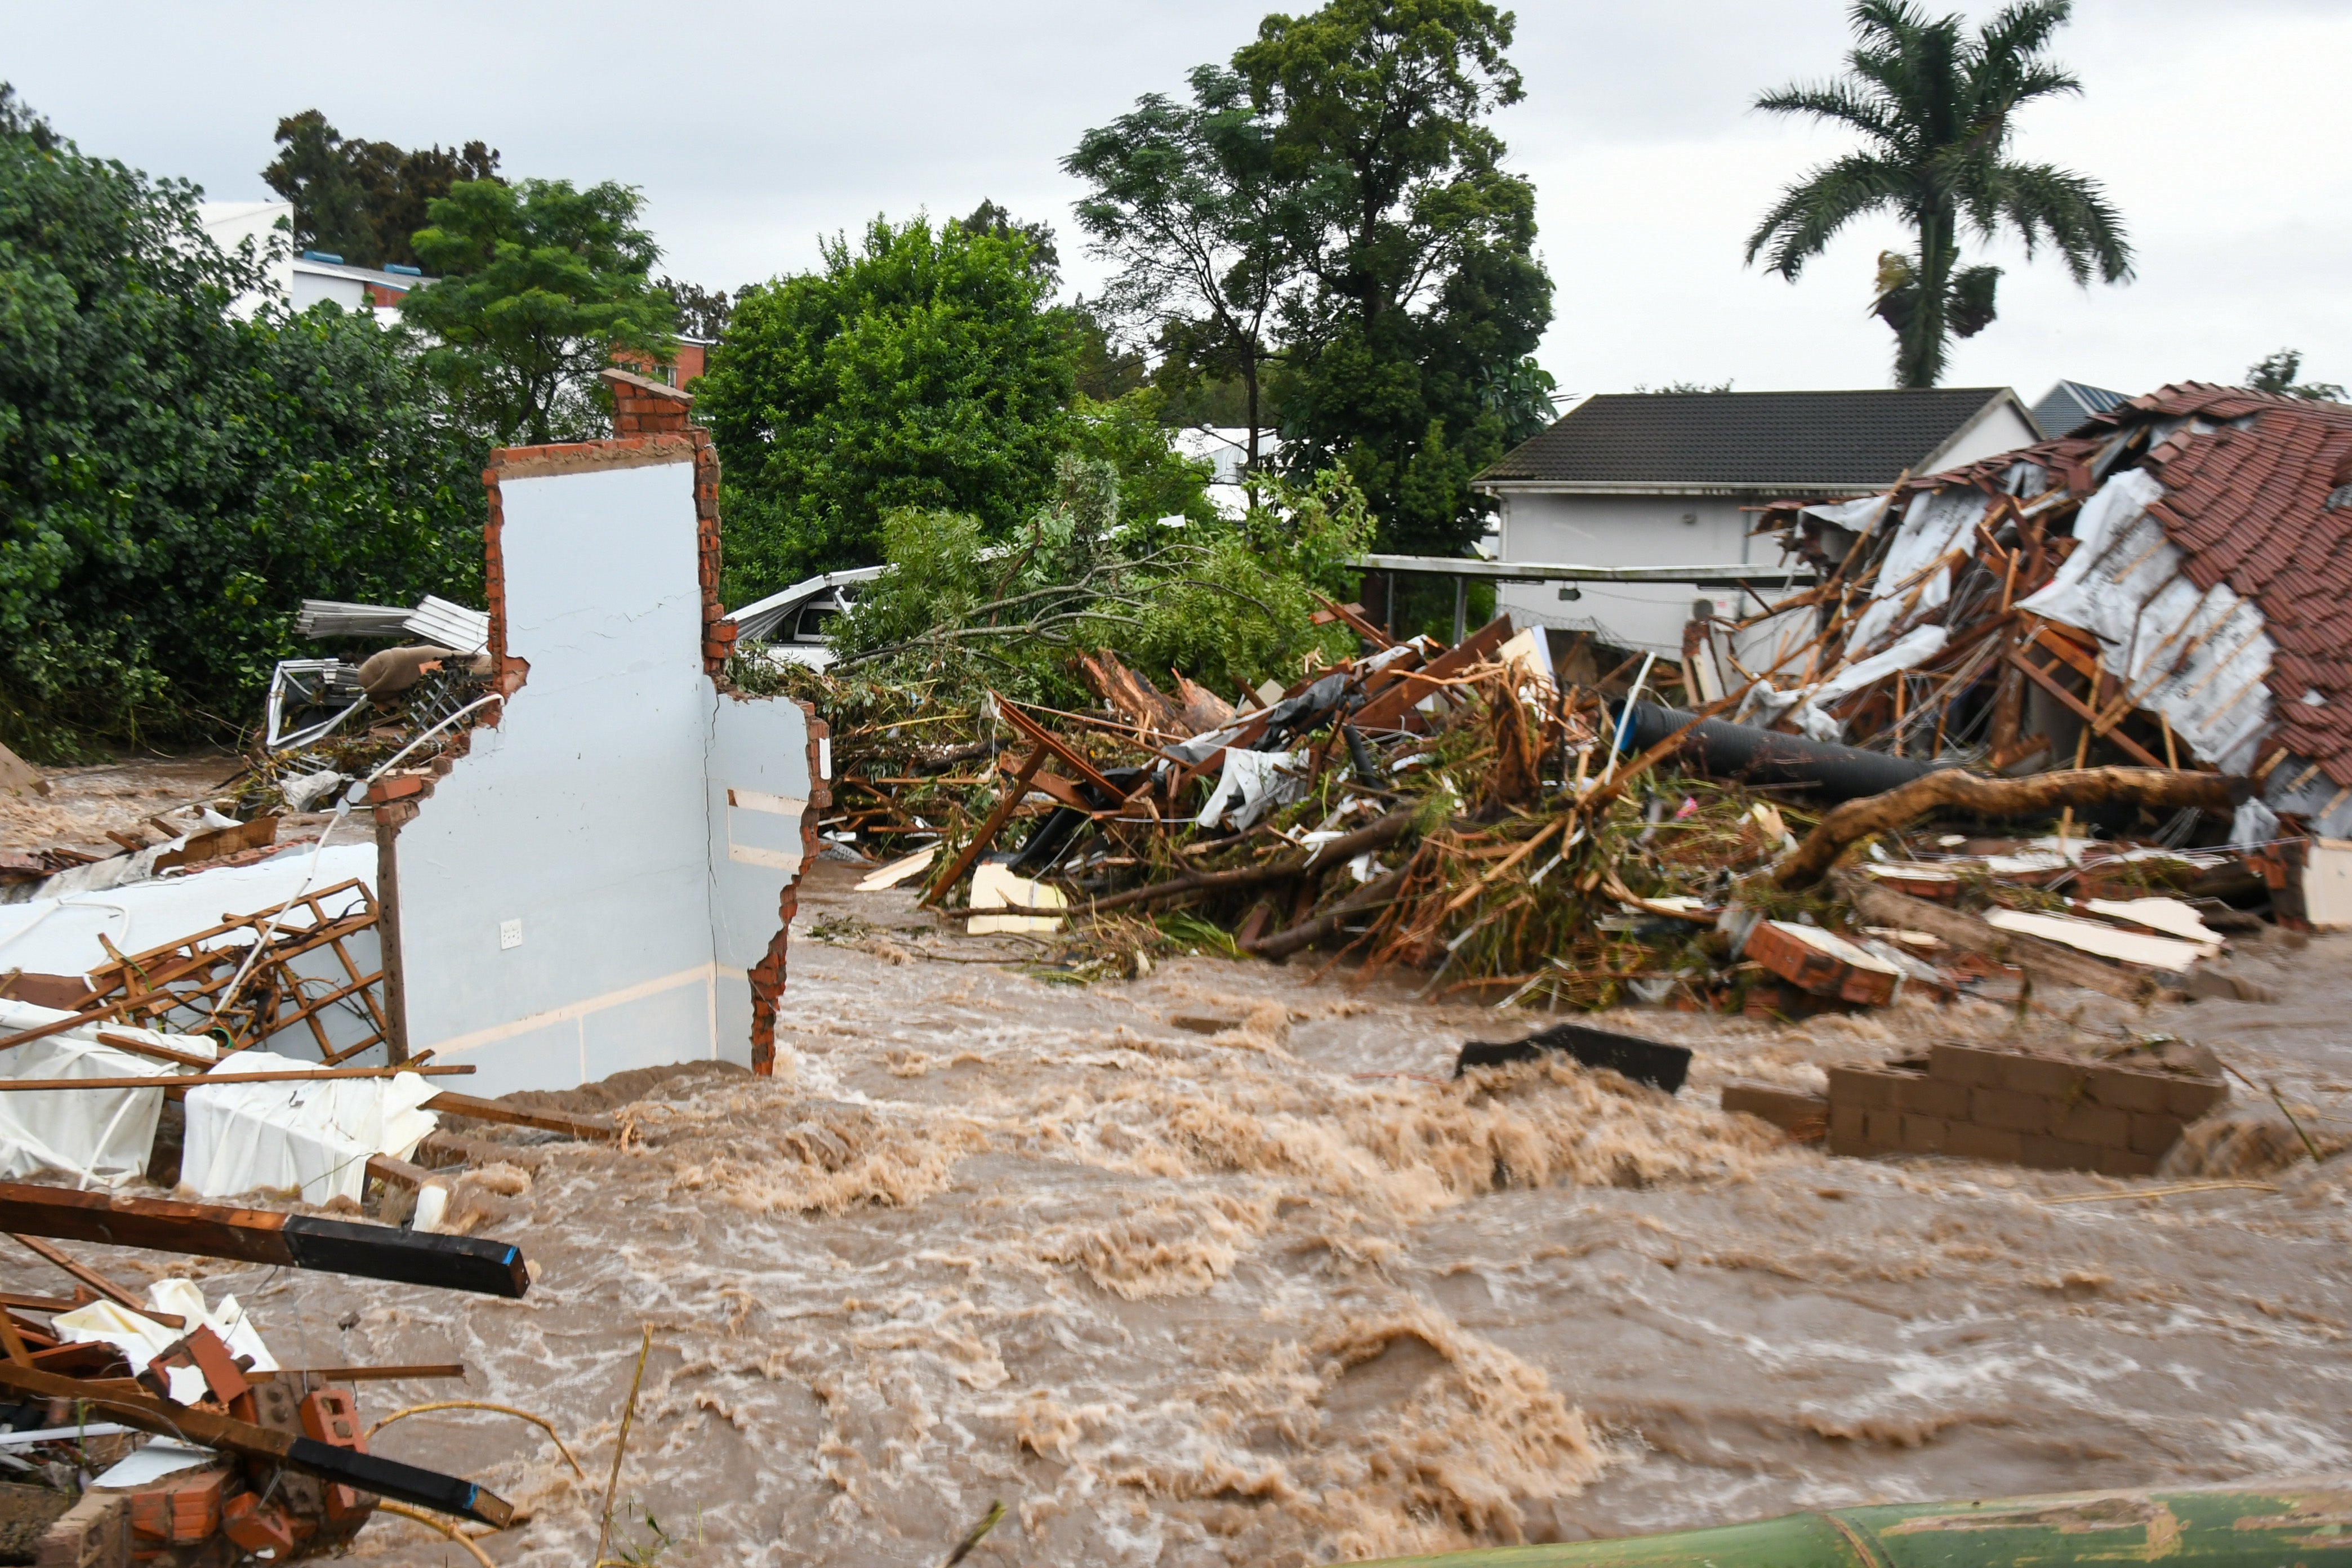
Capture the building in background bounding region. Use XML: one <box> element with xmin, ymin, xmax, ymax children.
<box><xmin>2029</xmin><ymin>379</ymin><xmax>2130</xmax><ymax>439</ymax></box>
<box><xmin>1471</xmin><ymin>387</ymin><xmax>2041</xmax><ymax>656</ymax></box>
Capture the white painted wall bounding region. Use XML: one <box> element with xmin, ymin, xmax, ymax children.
<box><xmin>392</xmin><ymin>456</ymin><xmax>809</xmax><ymax>1093</ymax></box>
<box><xmin>1925</xmin><ymin>400</ymin><xmax>2042</xmax><ymax>470</ymax></box>
<box><xmin>288</xmin><ymin>265</ymin><xmax>369</xmax><ymax>313</ymax></box>
<box><xmin>1491</xmin><ymin>491</ymin><xmax>1801</xmax><ymax>656</ymax></box>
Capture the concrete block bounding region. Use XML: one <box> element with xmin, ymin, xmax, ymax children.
<box><xmin>1995</xmin><ymin>1053</ymin><xmax>2091</xmax><ymax>1100</ymax></box>
<box><xmin>1720</xmin><ymin>1081</ymin><xmax>1829</xmax><ymax>1135</ymax></box>
<box><xmin>1864</xmin><ymin>1108</ymin><xmax>1904</xmax><ymax>1146</ymax></box>
<box><xmin>1894</xmin><ymin>1075</ymin><xmax>1972</xmax><ymax>1120</ymax></box>
<box><xmin>2017</xmin><ymin>1134</ymin><xmax>2101</xmax><ymax>1172</ymax></box>
<box><xmin>1928</xmin><ymin>1043</ymin><xmax>2009</xmax><ymax>1088</ymax></box>
<box><xmin>1972</xmin><ymin>1086</ymin><xmax>2056</xmax><ymax>1133</ymax></box>
<box><xmin>2128</xmin><ymin>1112</ymin><xmax>2186</xmax><ymax>1157</ymax></box>
<box><xmin>2094</xmin><ymin>1146</ymin><xmax>2163</xmax><ymax>1178</ymax></box>
<box><xmin>1830</xmin><ymin>1103</ymin><xmax>1867</xmax><ymax>1142</ymax></box>
<box><xmin>1826</xmin><ymin>1064</ymin><xmax>1908</xmax><ymax>1111</ymax></box>
<box><xmin>2052</xmin><ymin>1102</ymin><xmax>2131</xmax><ymax>1148</ymax></box>
<box><xmin>1946</xmin><ymin>1122</ymin><xmax>2024</xmax><ymax>1164</ymax></box>
<box><xmin>2167</xmin><ymin>1076</ymin><xmax>2230</xmax><ymax>1120</ymax></box>
<box><xmin>1900</xmin><ymin>1113</ymin><xmax>1953</xmax><ymax>1154</ymax></box>
<box><xmin>2083</xmin><ymin>1064</ymin><xmax>2173</xmax><ymax>1113</ymax></box>
<box><xmin>1827</xmin><ymin>1131</ymin><xmax>1879</xmax><ymax>1158</ymax></box>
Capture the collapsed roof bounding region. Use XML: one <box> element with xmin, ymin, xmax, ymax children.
<box><xmin>1750</xmin><ymin>381</ymin><xmax>2352</xmax><ymax>838</ymax></box>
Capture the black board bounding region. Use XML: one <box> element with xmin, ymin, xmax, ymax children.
<box><xmin>1455</xmin><ymin>1021</ymin><xmax>1690</xmax><ymax>1093</ymax></box>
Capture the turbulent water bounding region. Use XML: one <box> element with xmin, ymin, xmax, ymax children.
<box><xmin>37</xmin><ymin>863</ymin><xmax>2352</xmax><ymax>1566</ymax></box>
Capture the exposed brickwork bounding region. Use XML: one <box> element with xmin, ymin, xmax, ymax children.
<box><xmin>1824</xmin><ymin>1043</ymin><xmax>2226</xmax><ymax>1175</ymax></box>
<box><xmin>600</xmin><ymin>366</ymin><xmax>696</xmax><ymax>436</ymax></box>
<box><xmin>747</xmin><ymin>705</ymin><xmax>830</xmax><ymax>1076</ymax></box>
<box><xmin>692</xmin><ymin>438</ymin><xmax>734</xmax><ymax>675</ymax></box>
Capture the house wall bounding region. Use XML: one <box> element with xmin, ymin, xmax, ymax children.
<box><xmin>387</xmin><ymin>447</ymin><xmax>809</xmax><ymax>1094</ymax></box>
<box><xmin>1491</xmin><ymin>491</ymin><xmax>1804</xmax><ymax>659</ymax></box>
<box><xmin>1928</xmin><ymin>402</ymin><xmax>2042</xmax><ymax>471</ymax></box>
<box><xmin>288</xmin><ymin>266</ymin><xmax>369</xmax><ymax>313</ymax></box>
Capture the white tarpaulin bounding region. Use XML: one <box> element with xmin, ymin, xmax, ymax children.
<box><xmin>1845</xmin><ymin>489</ymin><xmax>1991</xmax><ymax>656</ymax></box>
<box><xmin>55</xmin><ymin>1279</ymin><xmax>277</xmax><ymax>1405</ymax></box>
<box><xmin>2017</xmin><ymin>468</ymin><xmax>2276</xmax><ymax>775</ymax></box>
<box><xmin>0</xmin><ymin>1001</ymin><xmax>215</xmax><ymax>1188</ymax></box>
<box><xmin>1194</xmin><ymin>747</ymin><xmax>1308</xmax><ymax>831</ymax></box>
<box><xmin>180</xmin><ymin>1050</ymin><xmax>439</xmax><ymax>1205</ymax></box>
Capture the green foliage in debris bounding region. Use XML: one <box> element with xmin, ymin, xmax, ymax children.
<box><xmin>0</xmin><ymin>87</ymin><xmax>485</xmax><ymax>759</ymax></box>
<box><xmin>407</xmin><ymin>176</ymin><xmax>678</xmax><ymax>446</ymax></box>
<box><xmin>818</xmin><ymin>458</ymin><xmax>1370</xmax><ymax>707</ymax></box>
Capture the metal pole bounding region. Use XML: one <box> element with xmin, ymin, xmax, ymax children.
<box><xmin>1451</xmin><ymin>576</ymin><xmax>1467</xmax><ymax>644</ymax></box>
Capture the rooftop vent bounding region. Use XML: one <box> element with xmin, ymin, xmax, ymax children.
<box><xmin>300</xmin><ymin>250</ymin><xmax>344</xmax><ymax>265</ymax></box>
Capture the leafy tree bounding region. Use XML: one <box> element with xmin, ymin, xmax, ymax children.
<box><xmin>952</xmin><ymin>198</ymin><xmax>1062</xmax><ymax>284</ymax></box>
<box><xmin>2246</xmin><ymin>349</ymin><xmax>2345</xmax><ymax>403</ymax></box>
<box><xmin>1234</xmin><ymin>0</ymin><xmax>1555</xmax><ymax>554</ymax></box>
<box><xmin>406</xmin><ymin>178</ymin><xmax>678</xmax><ymax>446</ymax></box>
<box><xmin>693</xmin><ymin>215</ymin><xmax>1081</xmax><ymax>597</ymax></box>
<box><xmin>262</xmin><ymin>110</ymin><xmax>500</xmax><ymax>270</ymax></box>
<box><xmin>1745</xmin><ymin>0</ymin><xmax>2132</xmax><ymax>389</ymax></box>
<box><xmin>1067</xmin><ymin>65</ymin><xmax>1300</xmax><ymax>482</ymax></box>
<box><xmin>660</xmin><ymin>276</ymin><xmax>738</xmax><ymax>340</ymax></box>
<box><xmin>0</xmin><ymin>87</ymin><xmax>484</xmax><ymax>757</ymax></box>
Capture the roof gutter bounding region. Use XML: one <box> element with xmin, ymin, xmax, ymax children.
<box><xmin>1355</xmin><ymin>553</ymin><xmax>1816</xmax><ymax>587</ymax></box>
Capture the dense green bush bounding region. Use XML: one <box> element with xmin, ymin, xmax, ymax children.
<box><xmin>0</xmin><ymin>88</ymin><xmax>486</xmax><ymax>759</ymax></box>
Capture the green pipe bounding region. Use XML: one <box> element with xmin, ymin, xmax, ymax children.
<box><xmin>1360</xmin><ymin>1481</ymin><xmax>2352</xmax><ymax>1568</ymax></box>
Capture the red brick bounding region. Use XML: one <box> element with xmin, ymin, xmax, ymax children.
<box><xmin>2128</xmin><ymin>1112</ymin><xmax>2186</xmax><ymax>1156</ymax></box>
<box><xmin>2051</xmin><ymin>1102</ymin><xmax>2131</xmax><ymax>1148</ymax></box>
<box><xmin>1971</xmin><ymin>1086</ymin><xmax>2055</xmax><ymax>1133</ymax></box>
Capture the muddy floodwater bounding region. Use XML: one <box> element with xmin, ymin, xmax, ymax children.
<box><xmin>28</xmin><ymin>862</ymin><xmax>2352</xmax><ymax>1566</ymax></box>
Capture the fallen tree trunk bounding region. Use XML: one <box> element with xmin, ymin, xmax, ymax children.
<box><xmin>1835</xmin><ymin>872</ymin><xmax>2180</xmax><ymax>1003</ymax></box>
<box><xmin>1082</xmin><ymin>809</ymin><xmax>1416</xmax><ymax>915</ymax></box>
<box><xmin>1779</xmin><ymin>767</ymin><xmax>2244</xmax><ymax>889</ymax></box>
<box><xmin>1247</xmin><ymin>866</ymin><xmax>1411</xmax><ymax>960</ymax></box>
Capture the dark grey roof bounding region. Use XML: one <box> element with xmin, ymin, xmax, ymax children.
<box><xmin>1476</xmin><ymin>387</ymin><xmax>2014</xmax><ymax>489</ymax></box>
<box><xmin>2029</xmin><ymin>379</ymin><xmax>2130</xmax><ymax>440</ymax></box>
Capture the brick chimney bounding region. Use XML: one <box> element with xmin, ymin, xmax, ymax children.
<box><xmin>600</xmin><ymin>367</ymin><xmax>694</xmax><ymax>436</ymax></box>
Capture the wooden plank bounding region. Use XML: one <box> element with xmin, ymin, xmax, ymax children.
<box><xmin>919</xmin><ymin>747</ymin><xmax>1045</xmax><ymax>909</ymax></box>
<box><xmin>995</xmin><ymin>697</ymin><xmax>1130</xmax><ymax>801</ymax></box>
<box><xmin>1351</xmin><ymin>615</ymin><xmax>1516</xmax><ymax>729</ymax></box>
<box><xmin>2007</xmin><ymin>648</ymin><xmax>2166</xmax><ymax>768</ymax></box>
<box><xmin>0</xmin><ymin>1064</ymin><xmax>470</xmax><ymax>1093</ymax></box>
<box><xmin>0</xmin><ymin>1360</ymin><xmax>512</xmax><ymax>1526</ymax></box>
<box><xmin>421</xmin><ymin>1091</ymin><xmax>617</xmax><ymax>1141</ymax></box>
<box><xmin>0</xmin><ymin>1183</ymin><xmax>529</xmax><ymax>1298</ymax></box>
<box><xmin>260</xmin><ymin>1363</ymin><xmax>466</xmax><ymax>1384</ymax></box>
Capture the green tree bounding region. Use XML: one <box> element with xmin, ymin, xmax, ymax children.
<box><xmin>1746</xmin><ymin>0</ymin><xmax>2132</xmax><ymax>389</ymax></box>
<box><xmin>2246</xmin><ymin>349</ymin><xmax>2345</xmax><ymax>403</ymax></box>
<box><xmin>262</xmin><ymin>110</ymin><xmax>500</xmax><ymax>270</ymax></box>
<box><xmin>0</xmin><ymin>87</ymin><xmax>484</xmax><ymax>756</ymax></box>
<box><xmin>1067</xmin><ymin>65</ymin><xmax>1300</xmax><ymax>482</ymax></box>
<box><xmin>406</xmin><ymin>178</ymin><xmax>678</xmax><ymax>446</ymax></box>
<box><xmin>693</xmin><ymin>215</ymin><xmax>1081</xmax><ymax>596</ymax></box>
<box><xmin>1233</xmin><ymin>0</ymin><xmax>1555</xmax><ymax>554</ymax></box>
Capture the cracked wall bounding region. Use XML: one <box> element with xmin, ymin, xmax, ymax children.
<box><xmin>381</xmin><ymin>437</ymin><xmax>815</xmax><ymax>1094</ymax></box>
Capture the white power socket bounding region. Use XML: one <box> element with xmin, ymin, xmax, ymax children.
<box><xmin>498</xmin><ymin>917</ymin><xmax>523</xmax><ymax>951</ymax></box>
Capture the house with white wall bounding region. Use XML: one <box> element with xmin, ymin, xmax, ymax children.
<box><xmin>1472</xmin><ymin>387</ymin><xmax>2041</xmax><ymax>657</ymax></box>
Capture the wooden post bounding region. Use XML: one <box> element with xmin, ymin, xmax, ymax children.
<box><xmin>920</xmin><ymin>747</ymin><xmax>1046</xmax><ymax>909</ymax></box>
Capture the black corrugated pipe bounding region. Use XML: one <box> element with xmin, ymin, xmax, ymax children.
<box><xmin>1609</xmin><ymin>701</ymin><xmax>1949</xmax><ymax>803</ymax></box>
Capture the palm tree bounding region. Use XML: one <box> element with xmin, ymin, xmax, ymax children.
<box><xmin>1745</xmin><ymin>0</ymin><xmax>2132</xmax><ymax>388</ymax></box>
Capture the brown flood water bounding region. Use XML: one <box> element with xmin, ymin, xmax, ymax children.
<box><xmin>30</xmin><ymin>862</ymin><xmax>2352</xmax><ymax>1566</ymax></box>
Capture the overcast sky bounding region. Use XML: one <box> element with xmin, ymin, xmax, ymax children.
<box><xmin>8</xmin><ymin>0</ymin><xmax>2347</xmax><ymax>407</ymax></box>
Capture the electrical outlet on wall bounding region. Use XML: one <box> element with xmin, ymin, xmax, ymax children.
<box><xmin>499</xmin><ymin>918</ymin><xmax>523</xmax><ymax>951</ymax></box>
